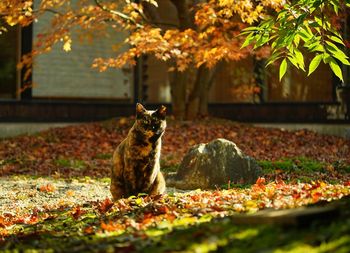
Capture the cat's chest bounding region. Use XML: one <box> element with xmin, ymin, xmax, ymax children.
<box><xmin>137</xmin><ymin>141</ymin><xmax>154</xmax><ymax>156</ymax></box>
<box><xmin>128</xmin><ymin>132</ymin><xmax>160</xmax><ymax>158</ymax></box>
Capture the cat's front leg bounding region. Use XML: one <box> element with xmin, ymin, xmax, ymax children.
<box><xmin>149</xmin><ymin>171</ymin><xmax>166</xmax><ymax>196</ymax></box>
<box><xmin>110</xmin><ymin>176</ymin><xmax>126</xmax><ymax>200</ymax></box>
<box><xmin>111</xmin><ymin>143</ymin><xmax>127</xmax><ymax>200</ymax></box>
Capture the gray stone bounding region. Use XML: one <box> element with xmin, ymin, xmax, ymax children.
<box><xmin>166</xmin><ymin>138</ymin><xmax>261</xmax><ymax>190</ymax></box>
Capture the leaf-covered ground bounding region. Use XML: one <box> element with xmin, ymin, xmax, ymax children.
<box><xmin>0</xmin><ymin>118</ymin><xmax>349</xmax><ymax>178</ymax></box>
<box><xmin>1</xmin><ymin>118</ymin><xmax>350</xmax><ymax>252</ymax></box>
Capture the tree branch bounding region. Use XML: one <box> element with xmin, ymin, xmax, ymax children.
<box><xmin>170</xmin><ymin>0</ymin><xmax>194</xmax><ymax>30</ymax></box>
<box><xmin>140</xmin><ymin>1</ymin><xmax>179</xmax><ymax>29</ymax></box>
<box><xmin>0</xmin><ymin>8</ymin><xmax>63</xmax><ymax>18</ymax></box>
<box><xmin>94</xmin><ymin>0</ymin><xmax>143</xmax><ymax>28</ymax></box>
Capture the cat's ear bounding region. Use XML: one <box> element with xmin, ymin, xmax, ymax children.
<box><xmin>136</xmin><ymin>103</ymin><xmax>146</xmax><ymax>119</ymax></box>
<box><xmin>154</xmin><ymin>105</ymin><xmax>166</xmax><ymax>119</ymax></box>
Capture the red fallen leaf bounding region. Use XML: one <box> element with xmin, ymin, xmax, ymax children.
<box><xmin>39</xmin><ymin>183</ymin><xmax>56</xmax><ymax>193</ymax></box>
<box><xmin>256</xmin><ymin>177</ymin><xmax>266</xmax><ymax>185</ymax></box>
<box><xmin>310</xmin><ymin>181</ymin><xmax>321</xmax><ymax>190</ymax></box>
<box><xmin>98</xmin><ymin>198</ymin><xmax>114</xmax><ymax>214</ymax></box>
<box><xmin>157</xmin><ymin>205</ymin><xmax>169</xmax><ymax>214</ymax></box>
<box><xmin>0</xmin><ymin>216</ymin><xmax>8</xmax><ymax>228</ymax></box>
<box><xmin>312</xmin><ymin>191</ymin><xmax>323</xmax><ymax>202</ymax></box>
<box><xmin>143</xmin><ymin>213</ymin><xmax>154</xmax><ymax>220</ymax></box>
<box><xmin>292</xmin><ymin>191</ymin><xmax>301</xmax><ymax>199</ymax></box>
<box><xmin>101</xmin><ymin>221</ymin><xmax>124</xmax><ymax>232</ymax></box>
<box><xmin>275</xmin><ymin>178</ymin><xmax>286</xmax><ymax>187</ymax></box>
<box><xmin>184</xmin><ymin>203</ymin><xmax>192</xmax><ymax>209</ymax></box>
<box><xmin>71</xmin><ymin>206</ymin><xmax>86</xmax><ymax>220</ymax></box>
<box><xmin>164</xmin><ymin>213</ymin><xmax>177</xmax><ymax>221</ymax></box>
<box><xmin>141</xmin><ymin>213</ymin><xmax>156</xmax><ymax>226</ymax></box>
<box><xmin>8</xmin><ymin>212</ymin><xmax>33</xmax><ymax>225</ymax></box>
<box><xmin>253</xmin><ymin>177</ymin><xmax>266</xmax><ymax>191</ymax></box>
<box><xmin>150</xmin><ymin>194</ymin><xmax>164</xmax><ymax>201</ymax></box>
<box><xmin>211</xmin><ymin>205</ymin><xmax>225</xmax><ymax>212</ymax></box>
<box><xmin>344</xmin><ymin>181</ymin><xmax>350</xmax><ymax>186</ymax></box>
<box><xmin>190</xmin><ymin>195</ymin><xmax>201</xmax><ymax>201</ymax></box>
<box><xmin>26</xmin><ymin>214</ymin><xmax>39</xmax><ymax>225</ymax></box>
<box><xmin>13</xmin><ymin>215</ymin><xmax>26</xmax><ymax>224</ymax></box>
<box><xmin>84</xmin><ymin>226</ymin><xmax>95</xmax><ymax>235</ymax></box>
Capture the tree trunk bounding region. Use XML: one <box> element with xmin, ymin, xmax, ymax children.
<box><xmin>168</xmin><ymin>0</ymin><xmax>192</xmax><ymax>120</ymax></box>
<box><xmin>186</xmin><ymin>65</ymin><xmax>216</xmax><ymax>119</ymax></box>
<box><xmin>145</xmin><ymin>0</ymin><xmax>216</xmax><ymax>120</ymax></box>
<box><xmin>169</xmin><ymin>69</ymin><xmax>189</xmax><ymax>120</ymax></box>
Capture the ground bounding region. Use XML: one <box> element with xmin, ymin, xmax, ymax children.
<box><xmin>0</xmin><ymin>117</ymin><xmax>350</xmax><ymax>252</ymax></box>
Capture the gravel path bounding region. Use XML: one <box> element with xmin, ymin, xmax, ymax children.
<box><xmin>0</xmin><ymin>177</ymin><xmax>111</xmax><ymax>215</ymax></box>
<box><xmin>0</xmin><ymin>176</ymin><xmax>186</xmax><ymax>215</ymax></box>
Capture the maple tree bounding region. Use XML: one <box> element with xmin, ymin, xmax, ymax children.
<box><xmin>0</xmin><ymin>0</ymin><xmax>349</xmax><ymax>119</ymax></box>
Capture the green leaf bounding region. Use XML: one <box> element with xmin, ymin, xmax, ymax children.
<box><xmin>308</xmin><ymin>54</ymin><xmax>322</xmax><ymax>76</ymax></box>
<box><xmin>325</xmin><ymin>41</ymin><xmax>350</xmax><ymax>65</ymax></box>
<box><xmin>314</xmin><ymin>17</ymin><xmax>323</xmax><ymax>27</ymax></box>
<box><xmin>331</xmin><ymin>51</ymin><xmax>350</xmax><ymax>65</ymax></box>
<box><xmin>305</xmin><ymin>36</ymin><xmax>323</xmax><ymax>51</ymax></box>
<box><xmin>266</xmin><ymin>56</ymin><xmax>283</xmax><ymax>67</ymax></box>
<box><xmin>266</xmin><ymin>51</ymin><xmax>283</xmax><ymax>67</ymax></box>
<box><xmin>279</xmin><ymin>59</ymin><xmax>288</xmax><ymax>81</ymax></box>
<box><xmin>296</xmin><ymin>13</ymin><xmax>307</xmax><ymax>24</ymax></box>
<box><xmin>293</xmin><ymin>35</ymin><xmax>300</xmax><ymax>47</ymax></box>
<box><xmin>306</xmin><ymin>41</ymin><xmax>324</xmax><ymax>53</ymax></box>
<box><xmin>294</xmin><ymin>49</ymin><xmax>305</xmax><ymax>71</ymax></box>
<box><xmin>241</xmin><ymin>33</ymin><xmax>255</xmax><ymax>48</ymax></box>
<box><xmin>329</xmin><ymin>58</ymin><xmax>343</xmax><ymax>81</ymax></box>
<box><xmin>323</xmin><ymin>53</ymin><xmax>332</xmax><ymax>64</ymax></box>
<box><xmin>288</xmin><ymin>56</ymin><xmax>300</xmax><ymax>69</ymax></box>
<box><xmin>298</xmin><ymin>27</ymin><xmax>312</xmax><ymax>41</ymax></box>
<box><xmin>276</xmin><ymin>9</ymin><xmax>288</xmax><ymax>21</ymax></box>
<box><xmin>255</xmin><ymin>33</ymin><xmax>270</xmax><ymax>48</ymax></box>
<box><xmin>325</xmin><ymin>40</ymin><xmax>346</xmax><ymax>54</ymax></box>
<box><xmin>241</xmin><ymin>26</ymin><xmax>259</xmax><ymax>32</ymax></box>
<box><xmin>330</xmin><ymin>0</ymin><xmax>339</xmax><ymax>14</ymax></box>
<box><xmin>328</xmin><ymin>35</ymin><xmax>345</xmax><ymax>46</ymax></box>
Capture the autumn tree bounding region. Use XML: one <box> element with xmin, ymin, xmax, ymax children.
<box><xmin>0</xmin><ymin>0</ymin><xmax>349</xmax><ymax>119</ymax></box>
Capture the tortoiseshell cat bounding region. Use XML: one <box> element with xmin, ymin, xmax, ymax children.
<box><xmin>110</xmin><ymin>103</ymin><xmax>167</xmax><ymax>200</ymax></box>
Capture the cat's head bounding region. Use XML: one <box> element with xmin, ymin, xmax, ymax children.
<box><xmin>134</xmin><ymin>103</ymin><xmax>167</xmax><ymax>137</ymax></box>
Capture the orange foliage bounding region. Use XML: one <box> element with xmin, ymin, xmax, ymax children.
<box><xmin>93</xmin><ymin>0</ymin><xmax>275</xmax><ymax>71</ymax></box>
<box><xmin>0</xmin><ymin>0</ymin><xmax>279</xmax><ymax>72</ymax></box>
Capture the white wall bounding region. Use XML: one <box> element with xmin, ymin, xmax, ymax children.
<box><xmin>32</xmin><ymin>3</ymin><xmax>132</xmax><ymax>99</ymax></box>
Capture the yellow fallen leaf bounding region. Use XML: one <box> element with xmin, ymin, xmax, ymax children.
<box><xmin>66</xmin><ymin>190</ymin><xmax>75</xmax><ymax>197</ymax></box>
